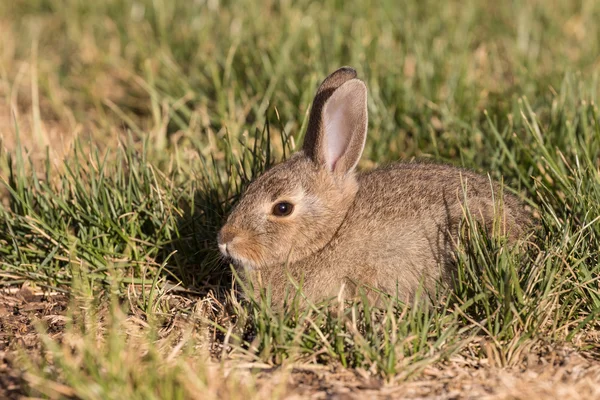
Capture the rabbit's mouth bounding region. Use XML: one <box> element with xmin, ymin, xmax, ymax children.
<box><xmin>218</xmin><ymin>242</ymin><xmax>258</xmax><ymax>272</ymax></box>
<box><xmin>218</xmin><ymin>226</ymin><xmax>271</xmax><ymax>271</ymax></box>
<box><xmin>228</xmin><ymin>255</ymin><xmax>259</xmax><ymax>273</ymax></box>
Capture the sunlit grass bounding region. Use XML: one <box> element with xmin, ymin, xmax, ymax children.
<box><xmin>0</xmin><ymin>0</ymin><xmax>599</xmax><ymax>398</ymax></box>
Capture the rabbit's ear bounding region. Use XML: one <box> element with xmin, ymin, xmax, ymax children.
<box><xmin>303</xmin><ymin>68</ymin><xmax>367</xmax><ymax>175</ymax></box>
<box><xmin>321</xmin><ymin>79</ymin><xmax>368</xmax><ymax>174</ymax></box>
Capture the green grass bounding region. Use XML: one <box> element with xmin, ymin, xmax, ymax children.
<box><xmin>0</xmin><ymin>0</ymin><xmax>599</xmax><ymax>398</ymax></box>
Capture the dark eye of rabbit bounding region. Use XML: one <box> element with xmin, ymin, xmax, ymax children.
<box><xmin>272</xmin><ymin>202</ymin><xmax>294</xmax><ymax>217</ymax></box>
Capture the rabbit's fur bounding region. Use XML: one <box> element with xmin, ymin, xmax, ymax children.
<box><xmin>218</xmin><ymin>67</ymin><xmax>532</xmax><ymax>305</ymax></box>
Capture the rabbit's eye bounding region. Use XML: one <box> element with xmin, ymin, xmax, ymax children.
<box><xmin>272</xmin><ymin>202</ymin><xmax>294</xmax><ymax>217</ymax></box>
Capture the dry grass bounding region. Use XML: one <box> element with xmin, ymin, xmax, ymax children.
<box><xmin>1</xmin><ymin>284</ymin><xmax>599</xmax><ymax>399</ymax></box>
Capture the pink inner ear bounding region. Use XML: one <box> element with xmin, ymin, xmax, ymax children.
<box><xmin>323</xmin><ymin>95</ymin><xmax>351</xmax><ymax>171</ymax></box>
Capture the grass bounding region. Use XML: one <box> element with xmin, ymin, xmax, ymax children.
<box><xmin>0</xmin><ymin>0</ymin><xmax>599</xmax><ymax>398</ymax></box>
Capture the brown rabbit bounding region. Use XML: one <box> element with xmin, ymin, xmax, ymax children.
<box><xmin>218</xmin><ymin>67</ymin><xmax>532</xmax><ymax>305</ymax></box>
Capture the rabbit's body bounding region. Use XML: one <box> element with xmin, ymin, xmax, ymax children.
<box><xmin>218</xmin><ymin>67</ymin><xmax>532</xmax><ymax>305</ymax></box>
<box><xmin>243</xmin><ymin>161</ymin><xmax>529</xmax><ymax>303</ymax></box>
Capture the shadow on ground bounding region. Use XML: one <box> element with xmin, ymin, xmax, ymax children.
<box><xmin>159</xmin><ymin>185</ymin><xmax>236</xmax><ymax>300</ymax></box>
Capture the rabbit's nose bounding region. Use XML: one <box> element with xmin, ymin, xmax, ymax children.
<box><xmin>218</xmin><ymin>227</ymin><xmax>237</xmax><ymax>256</ymax></box>
<box><xmin>218</xmin><ymin>242</ymin><xmax>228</xmax><ymax>255</ymax></box>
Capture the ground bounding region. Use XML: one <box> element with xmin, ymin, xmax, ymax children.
<box><xmin>1</xmin><ymin>286</ymin><xmax>599</xmax><ymax>399</ymax></box>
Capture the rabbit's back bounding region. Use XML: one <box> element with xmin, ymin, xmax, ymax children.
<box><xmin>298</xmin><ymin>162</ymin><xmax>531</xmax><ymax>301</ymax></box>
<box><xmin>354</xmin><ymin>162</ymin><xmax>528</xmax><ymax>231</ymax></box>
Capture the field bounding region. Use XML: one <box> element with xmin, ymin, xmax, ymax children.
<box><xmin>1</xmin><ymin>0</ymin><xmax>599</xmax><ymax>398</ymax></box>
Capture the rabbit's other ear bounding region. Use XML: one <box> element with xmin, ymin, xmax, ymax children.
<box><xmin>303</xmin><ymin>69</ymin><xmax>367</xmax><ymax>175</ymax></box>
<box><xmin>321</xmin><ymin>79</ymin><xmax>368</xmax><ymax>174</ymax></box>
<box><xmin>303</xmin><ymin>68</ymin><xmax>358</xmax><ymax>165</ymax></box>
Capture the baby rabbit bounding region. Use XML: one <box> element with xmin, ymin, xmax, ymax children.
<box><xmin>218</xmin><ymin>67</ymin><xmax>531</xmax><ymax>305</ymax></box>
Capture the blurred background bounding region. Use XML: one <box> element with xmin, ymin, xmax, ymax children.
<box><xmin>2</xmin><ymin>0</ymin><xmax>599</xmax><ymax>164</ymax></box>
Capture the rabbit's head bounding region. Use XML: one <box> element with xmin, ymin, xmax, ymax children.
<box><xmin>218</xmin><ymin>67</ymin><xmax>368</xmax><ymax>270</ymax></box>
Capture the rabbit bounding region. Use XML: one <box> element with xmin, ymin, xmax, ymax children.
<box><xmin>217</xmin><ymin>66</ymin><xmax>532</xmax><ymax>306</ymax></box>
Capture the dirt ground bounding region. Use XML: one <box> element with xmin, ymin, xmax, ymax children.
<box><xmin>1</xmin><ymin>287</ymin><xmax>599</xmax><ymax>399</ymax></box>
<box><xmin>0</xmin><ymin>288</ymin><xmax>68</xmax><ymax>399</ymax></box>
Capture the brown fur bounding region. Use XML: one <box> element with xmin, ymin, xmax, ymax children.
<box><xmin>218</xmin><ymin>67</ymin><xmax>532</xmax><ymax>306</ymax></box>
